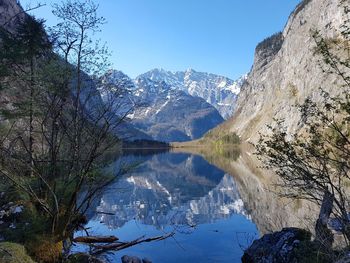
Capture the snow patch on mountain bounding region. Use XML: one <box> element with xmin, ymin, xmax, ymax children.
<box><xmin>139</xmin><ymin>68</ymin><xmax>247</xmax><ymax>119</ymax></box>
<box><xmin>101</xmin><ymin>70</ymin><xmax>224</xmax><ymax>142</ymax></box>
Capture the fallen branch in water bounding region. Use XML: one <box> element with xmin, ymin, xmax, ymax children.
<box><xmin>73</xmin><ymin>235</ymin><xmax>119</xmax><ymax>244</ymax></box>
<box><xmin>91</xmin><ymin>232</ymin><xmax>175</xmax><ymax>255</ymax></box>
<box><xmin>96</xmin><ymin>211</ymin><xmax>116</xmax><ymax>216</ymax></box>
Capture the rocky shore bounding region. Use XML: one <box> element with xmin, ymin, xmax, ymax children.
<box><xmin>242</xmin><ymin>228</ymin><xmax>350</xmax><ymax>263</ymax></box>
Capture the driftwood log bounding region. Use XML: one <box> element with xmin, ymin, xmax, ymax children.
<box><xmin>73</xmin><ymin>232</ymin><xmax>174</xmax><ymax>255</ymax></box>
<box><xmin>73</xmin><ymin>236</ymin><xmax>119</xmax><ymax>243</ymax></box>
<box><xmin>96</xmin><ymin>211</ymin><xmax>116</xmax><ymax>216</ymax></box>
<box><xmin>90</xmin><ymin>233</ymin><xmax>175</xmax><ymax>255</ymax></box>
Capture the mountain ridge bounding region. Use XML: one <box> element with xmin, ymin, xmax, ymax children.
<box><xmin>102</xmin><ymin>69</ymin><xmax>225</xmax><ymax>142</ymax></box>
<box><xmin>138</xmin><ymin>68</ymin><xmax>246</xmax><ymax>119</ymax></box>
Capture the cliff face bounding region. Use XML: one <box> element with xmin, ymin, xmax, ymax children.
<box><xmin>228</xmin><ymin>0</ymin><xmax>345</xmax><ymax>142</ymax></box>
<box><xmin>0</xmin><ymin>0</ymin><xmax>26</xmax><ymax>31</ymax></box>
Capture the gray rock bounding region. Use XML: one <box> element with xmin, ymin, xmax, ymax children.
<box><xmin>11</xmin><ymin>205</ymin><xmax>23</xmax><ymax>214</ymax></box>
<box><xmin>121</xmin><ymin>255</ymin><xmax>142</xmax><ymax>263</ymax></box>
<box><xmin>336</xmin><ymin>253</ymin><xmax>350</xmax><ymax>263</ymax></box>
<box><xmin>242</xmin><ymin>227</ymin><xmax>311</xmax><ymax>263</ymax></box>
<box><xmin>67</xmin><ymin>253</ymin><xmax>105</xmax><ymax>263</ymax></box>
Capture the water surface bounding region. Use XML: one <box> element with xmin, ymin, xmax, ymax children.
<box><xmin>74</xmin><ymin>152</ymin><xmax>258</xmax><ymax>262</ymax></box>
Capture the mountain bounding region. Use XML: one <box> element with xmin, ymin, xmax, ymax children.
<box><xmin>102</xmin><ymin>70</ymin><xmax>224</xmax><ymax>142</ymax></box>
<box><xmin>216</xmin><ymin>0</ymin><xmax>344</xmax><ymax>143</ymax></box>
<box><xmin>139</xmin><ymin>68</ymin><xmax>246</xmax><ymax>119</ymax></box>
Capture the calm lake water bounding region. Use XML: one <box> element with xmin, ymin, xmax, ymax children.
<box><xmin>73</xmin><ymin>152</ymin><xmax>259</xmax><ymax>262</ymax></box>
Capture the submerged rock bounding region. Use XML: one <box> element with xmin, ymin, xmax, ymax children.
<box><xmin>242</xmin><ymin>227</ymin><xmax>311</xmax><ymax>263</ymax></box>
<box><xmin>121</xmin><ymin>255</ymin><xmax>142</xmax><ymax>263</ymax></box>
<box><xmin>66</xmin><ymin>252</ymin><xmax>104</xmax><ymax>263</ymax></box>
<box><xmin>121</xmin><ymin>255</ymin><xmax>152</xmax><ymax>263</ymax></box>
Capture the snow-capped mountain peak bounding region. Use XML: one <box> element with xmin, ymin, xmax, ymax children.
<box><xmin>137</xmin><ymin>68</ymin><xmax>246</xmax><ymax>119</ymax></box>
<box><xmin>100</xmin><ymin>68</ymin><xmax>247</xmax><ymax>142</ymax></box>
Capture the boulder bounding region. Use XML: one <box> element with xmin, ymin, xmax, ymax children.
<box><xmin>336</xmin><ymin>253</ymin><xmax>350</xmax><ymax>263</ymax></box>
<box><xmin>121</xmin><ymin>255</ymin><xmax>152</xmax><ymax>263</ymax></box>
<box><xmin>121</xmin><ymin>255</ymin><xmax>142</xmax><ymax>263</ymax></box>
<box><xmin>242</xmin><ymin>227</ymin><xmax>311</xmax><ymax>263</ymax></box>
<box><xmin>66</xmin><ymin>252</ymin><xmax>105</xmax><ymax>263</ymax></box>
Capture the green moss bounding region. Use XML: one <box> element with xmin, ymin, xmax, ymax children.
<box><xmin>0</xmin><ymin>242</ymin><xmax>36</xmax><ymax>263</ymax></box>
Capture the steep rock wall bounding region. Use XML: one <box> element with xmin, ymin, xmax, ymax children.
<box><xmin>0</xmin><ymin>0</ymin><xmax>26</xmax><ymax>31</ymax></box>
<box><xmin>229</xmin><ymin>0</ymin><xmax>345</xmax><ymax>142</ymax></box>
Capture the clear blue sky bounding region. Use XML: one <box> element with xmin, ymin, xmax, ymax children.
<box><xmin>20</xmin><ymin>0</ymin><xmax>300</xmax><ymax>80</ymax></box>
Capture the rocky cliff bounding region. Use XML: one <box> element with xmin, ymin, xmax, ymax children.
<box><xmin>226</xmin><ymin>0</ymin><xmax>344</xmax><ymax>142</ymax></box>
<box><xmin>0</xmin><ymin>0</ymin><xmax>25</xmax><ymax>31</ymax></box>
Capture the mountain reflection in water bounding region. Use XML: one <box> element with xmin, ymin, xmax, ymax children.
<box><xmin>74</xmin><ymin>152</ymin><xmax>258</xmax><ymax>263</ymax></box>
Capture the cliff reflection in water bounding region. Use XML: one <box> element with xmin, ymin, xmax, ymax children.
<box><xmin>93</xmin><ymin>153</ymin><xmax>251</xmax><ymax>229</ymax></box>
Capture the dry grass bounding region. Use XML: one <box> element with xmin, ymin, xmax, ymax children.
<box><xmin>29</xmin><ymin>239</ymin><xmax>62</xmax><ymax>263</ymax></box>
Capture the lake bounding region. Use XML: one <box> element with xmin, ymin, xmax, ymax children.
<box><xmin>73</xmin><ymin>152</ymin><xmax>259</xmax><ymax>262</ymax></box>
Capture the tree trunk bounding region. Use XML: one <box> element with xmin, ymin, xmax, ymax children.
<box><xmin>29</xmin><ymin>57</ymin><xmax>35</xmax><ymax>177</ymax></box>
<box><xmin>315</xmin><ymin>190</ymin><xmax>334</xmax><ymax>252</ymax></box>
